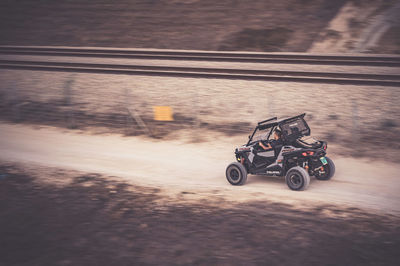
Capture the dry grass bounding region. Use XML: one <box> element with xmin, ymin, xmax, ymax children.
<box><xmin>0</xmin><ymin>69</ymin><xmax>399</xmax><ymax>160</ymax></box>
<box><xmin>0</xmin><ymin>0</ymin><xmax>345</xmax><ymax>52</ymax></box>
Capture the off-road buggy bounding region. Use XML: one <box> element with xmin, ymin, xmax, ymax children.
<box><xmin>225</xmin><ymin>114</ymin><xmax>335</xmax><ymax>191</ymax></box>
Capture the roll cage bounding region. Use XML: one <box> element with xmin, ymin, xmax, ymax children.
<box><xmin>246</xmin><ymin>113</ymin><xmax>310</xmax><ymax>146</ymax></box>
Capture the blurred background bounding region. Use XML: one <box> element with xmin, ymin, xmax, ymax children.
<box><xmin>1</xmin><ymin>0</ymin><xmax>399</xmax><ymax>53</ymax></box>
<box><xmin>0</xmin><ymin>0</ymin><xmax>399</xmax><ymax>159</ymax></box>
<box><xmin>1</xmin><ymin>1</ymin><xmax>400</xmax><ymax>265</ymax></box>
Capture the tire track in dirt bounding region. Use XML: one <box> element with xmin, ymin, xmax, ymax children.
<box><xmin>1</xmin><ymin>123</ymin><xmax>399</xmax><ymax>215</ymax></box>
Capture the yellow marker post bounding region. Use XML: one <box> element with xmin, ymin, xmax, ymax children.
<box><xmin>153</xmin><ymin>106</ymin><xmax>174</xmax><ymax>121</ymax></box>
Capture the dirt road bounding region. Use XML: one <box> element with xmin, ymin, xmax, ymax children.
<box><xmin>1</xmin><ymin>122</ymin><xmax>399</xmax><ymax>215</ymax></box>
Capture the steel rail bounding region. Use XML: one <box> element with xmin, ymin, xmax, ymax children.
<box><xmin>1</xmin><ymin>59</ymin><xmax>399</xmax><ymax>81</ymax></box>
<box><xmin>1</xmin><ymin>46</ymin><xmax>400</xmax><ymax>66</ymax></box>
<box><xmin>1</xmin><ymin>59</ymin><xmax>399</xmax><ymax>87</ymax></box>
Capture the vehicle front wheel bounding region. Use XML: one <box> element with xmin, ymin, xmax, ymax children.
<box><xmin>226</xmin><ymin>162</ymin><xmax>247</xmax><ymax>185</ymax></box>
<box><xmin>285</xmin><ymin>166</ymin><xmax>310</xmax><ymax>191</ymax></box>
<box><xmin>315</xmin><ymin>156</ymin><xmax>335</xmax><ymax>180</ymax></box>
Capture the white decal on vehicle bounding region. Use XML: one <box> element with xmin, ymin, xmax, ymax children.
<box><xmin>258</xmin><ymin>151</ymin><xmax>275</xmax><ymax>157</ymax></box>
<box><xmin>248</xmin><ymin>150</ymin><xmax>255</xmax><ymax>163</ymax></box>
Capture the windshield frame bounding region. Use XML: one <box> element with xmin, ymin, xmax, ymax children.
<box><xmin>246</xmin><ymin>125</ymin><xmax>276</xmax><ymax>146</ymax></box>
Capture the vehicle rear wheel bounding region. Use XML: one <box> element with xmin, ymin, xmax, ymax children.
<box><xmin>226</xmin><ymin>162</ymin><xmax>247</xmax><ymax>185</ymax></box>
<box><xmin>315</xmin><ymin>156</ymin><xmax>335</xmax><ymax>180</ymax></box>
<box><xmin>285</xmin><ymin>166</ymin><xmax>310</xmax><ymax>191</ymax></box>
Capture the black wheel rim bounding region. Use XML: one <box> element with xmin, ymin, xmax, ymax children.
<box><xmin>289</xmin><ymin>172</ymin><xmax>303</xmax><ymax>189</ymax></box>
<box><xmin>229</xmin><ymin>168</ymin><xmax>240</xmax><ymax>182</ymax></box>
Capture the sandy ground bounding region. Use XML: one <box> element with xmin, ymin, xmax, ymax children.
<box><xmin>1</xmin><ymin>122</ymin><xmax>399</xmax><ymax>215</ymax></box>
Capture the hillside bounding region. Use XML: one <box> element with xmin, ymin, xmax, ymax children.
<box><xmin>0</xmin><ymin>0</ymin><xmax>398</xmax><ymax>53</ymax></box>
<box><xmin>310</xmin><ymin>0</ymin><xmax>400</xmax><ymax>53</ymax></box>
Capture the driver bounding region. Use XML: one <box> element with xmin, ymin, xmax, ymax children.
<box><xmin>259</xmin><ymin>128</ymin><xmax>282</xmax><ymax>150</ymax></box>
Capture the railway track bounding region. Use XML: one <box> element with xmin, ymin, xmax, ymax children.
<box><xmin>1</xmin><ymin>46</ymin><xmax>400</xmax><ymax>67</ymax></box>
<box><xmin>0</xmin><ymin>46</ymin><xmax>399</xmax><ymax>86</ymax></box>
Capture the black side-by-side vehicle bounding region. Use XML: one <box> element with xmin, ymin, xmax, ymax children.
<box><xmin>225</xmin><ymin>113</ymin><xmax>335</xmax><ymax>191</ymax></box>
